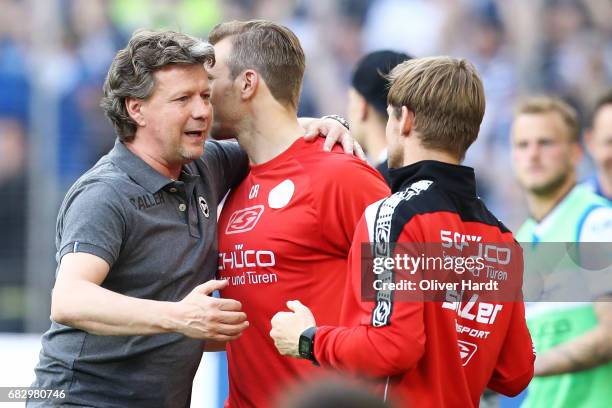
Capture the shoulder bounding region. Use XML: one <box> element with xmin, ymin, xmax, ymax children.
<box><xmin>515</xmin><ymin>219</ymin><xmax>535</xmax><ymax>241</ymax></box>
<box><xmin>579</xmin><ymin>178</ymin><xmax>598</xmax><ymax>194</ymax></box>
<box><xmin>573</xmin><ymin>184</ymin><xmax>609</xmax><ymax>207</ymax></box>
<box><xmin>64</xmin><ymin>161</ymin><xmax>124</xmax><ymax>204</ymax></box>
<box><xmin>202</xmin><ymin>139</ymin><xmax>244</xmax><ymax>161</ymax></box>
<box><xmin>68</xmin><ymin>155</ymin><xmax>132</xmax><ymax>195</ymax></box>
<box><xmin>579</xmin><ymin>205</ymin><xmax>612</xmax><ymax>242</ymax></box>
<box><xmin>297</xmin><ymin>141</ymin><xmax>387</xmax><ymax>188</ymax></box>
<box><xmin>363</xmin><ymin>180</ymin><xmax>435</xmax><ymax>241</ymax></box>
<box><xmin>59</xmin><ymin>163</ymin><xmax>129</xmax><ymax>221</ymax></box>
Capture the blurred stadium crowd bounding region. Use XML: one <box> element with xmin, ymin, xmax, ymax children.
<box><xmin>0</xmin><ymin>0</ymin><xmax>611</xmax><ymax>332</ymax></box>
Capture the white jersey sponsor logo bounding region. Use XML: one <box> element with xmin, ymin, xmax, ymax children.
<box><xmin>457</xmin><ymin>340</ymin><xmax>477</xmax><ymax>366</ymax></box>
<box><xmin>225</xmin><ymin>205</ymin><xmax>265</xmax><ymax>234</ymax></box>
<box><xmin>268</xmin><ymin>179</ymin><xmax>295</xmax><ymax>209</ymax></box>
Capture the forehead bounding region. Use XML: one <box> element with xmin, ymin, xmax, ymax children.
<box><xmin>152</xmin><ymin>64</ymin><xmax>209</xmax><ymax>94</ymax></box>
<box><xmin>512</xmin><ymin>112</ymin><xmax>568</xmax><ymax>141</ymax></box>
<box><xmin>593</xmin><ymin>105</ymin><xmax>612</xmax><ymax>129</ymax></box>
<box><xmin>211</xmin><ymin>38</ymin><xmax>233</xmax><ymax>68</ymax></box>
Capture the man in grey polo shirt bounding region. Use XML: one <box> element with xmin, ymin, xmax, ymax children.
<box><xmin>29</xmin><ymin>29</ymin><xmax>354</xmax><ymax>408</ymax></box>
<box><xmin>29</xmin><ymin>30</ymin><xmax>250</xmax><ymax>408</ymax></box>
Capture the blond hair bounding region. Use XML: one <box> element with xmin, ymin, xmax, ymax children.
<box><xmin>514</xmin><ymin>96</ymin><xmax>579</xmax><ymax>142</ymax></box>
<box><xmin>387</xmin><ymin>56</ymin><xmax>485</xmax><ymax>159</ymax></box>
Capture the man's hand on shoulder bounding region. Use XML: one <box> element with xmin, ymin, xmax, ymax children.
<box><xmin>300</xmin><ymin>116</ymin><xmax>366</xmax><ymax>160</ymax></box>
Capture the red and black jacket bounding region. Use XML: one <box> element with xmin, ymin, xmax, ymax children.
<box><xmin>314</xmin><ymin>160</ymin><xmax>534</xmax><ymax>407</ymax></box>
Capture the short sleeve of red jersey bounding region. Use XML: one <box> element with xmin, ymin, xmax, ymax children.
<box><xmin>487</xmin><ymin>299</ymin><xmax>535</xmax><ymax>396</ymax></box>
<box><xmin>309</xmin><ymin>156</ymin><xmax>390</xmax><ymax>255</ymax></box>
<box><xmin>314</xmin><ymin>218</ymin><xmax>426</xmax><ymax>377</ymax></box>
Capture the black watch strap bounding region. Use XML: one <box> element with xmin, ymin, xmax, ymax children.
<box><xmin>298</xmin><ymin>326</ymin><xmax>319</xmax><ymax>365</ymax></box>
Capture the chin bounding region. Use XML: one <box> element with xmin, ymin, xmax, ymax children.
<box><xmin>210</xmin><ymin>123</ymin><xmax>237</xmax><ymax>141</ymax></box>
<box><xmin>180</xmin><ymin>147</ymin><xmax>204</xmax><ymax>162</ymax></box>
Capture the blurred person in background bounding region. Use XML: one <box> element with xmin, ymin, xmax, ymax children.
<box><xmin>444</xmin><ymin>0</ymin><xmax>520</xmax><ymax>229</ymax></box>
<box><xmin>207</xmin><ymin>19</ymin><xmax>389</xmax><ymax>408</ymax></box>
<box><xmin>583</xmin><ymin>90</ymin><xmax>612</xmax><ymax>200</ymax></box>
<box><xmin>362</xmin><ymin>0</ymin><xmax>445</xmax><ymax>57</ymax></box>
<box><xmin>348</xmin><ymin>50</ymin><xmax>410</xmax><ymax>184</ymax></box>
<box><xmin>0</xmin><ymin>1</ymin><xmax>30</xmax><ymax>333</ymax></box>
<box><xmin>271</xmin><ymin>56</ymin><xmax>534</xmax><ymax>407</ymax></box>
<box><xmin>511</xmin><ymin>96</ymin><xmax>612</xmax><ymax>407</ymax></box>
<box><xmin>0</xmin><ymin>118</ymin><xmax>27</xmax><ymax>332</ymax></box>
<box><xmin>108</xmin><ymin>0</ymin><xmax>222</xmax><ymax>38</ymax></box>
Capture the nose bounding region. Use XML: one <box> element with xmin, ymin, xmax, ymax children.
<box><xmin>527</xmin><ymin>143</ymin><xmax>541</xmax><ymax>161</ymax></box>
<box><xmin>192</xmin><ymin>99</ymin><xmax>211</xmax><ymax>121</ymax></box>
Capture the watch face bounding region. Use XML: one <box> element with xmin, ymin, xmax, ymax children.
<box><xmin>299</xmin><ymin>337</ymin><xmax>309</xmax><ymax>356</ymax></box>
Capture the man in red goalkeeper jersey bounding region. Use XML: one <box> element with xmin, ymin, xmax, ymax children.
<box><xmin>207</xmin><ymin>20</ymin><xmax>390</xmax><ymax>407</ymax></box>
<box><xmin>270</xmin><ymin>56</ymin><xmax>535</xmax><ymax>407</ymax></box>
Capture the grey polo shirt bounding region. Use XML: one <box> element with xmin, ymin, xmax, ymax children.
<box><xmin>30</xmin><ymin>139</ymin><xmax>247</xmax><ymax>408</ymax></box>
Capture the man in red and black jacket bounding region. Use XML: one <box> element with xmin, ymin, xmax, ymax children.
<box><xmin>270</xmin><ymin>56</ymin><xmax>534</xmax><ymax>407</ymax></box>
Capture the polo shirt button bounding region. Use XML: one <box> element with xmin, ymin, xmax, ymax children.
<box><xmin>178</xmin><ymin>203</ymin><xmax>187</xmax><ymax>212</ymax></box>
<box><xmin>169</xmin><ymin>187</ymin><xmax>177</xmax><ymax>193</ymax></box>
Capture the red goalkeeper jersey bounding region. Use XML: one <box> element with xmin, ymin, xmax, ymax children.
<box><xmin>217</xmin><ymin>137</ymin><xmax>390</xmax><ymax>408</ymax></box>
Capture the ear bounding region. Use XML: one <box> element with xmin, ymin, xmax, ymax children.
<box><xmin>239</xmin><ymin>70</ymin><xmax>259</xmax><ymax>101</ymax></box>
<box><xmin>125</xmin><ymin>97</ymin><xmax>146</xmax><ymax>127</ymax></box>
<box><xmin>571</xmin><ymin>140</ymin><xmax>583</xmax><ymax>167</ymax></box>
<box><xmin>399</xmin><ymin>106</ymin><xmax>414</xmax><ymax>137</ymax></box>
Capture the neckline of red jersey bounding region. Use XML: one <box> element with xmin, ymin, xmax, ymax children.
<box><xmin>249</xmin><ymin>136</ymin><xmax>311</xmax><ymax>174</ymax></box>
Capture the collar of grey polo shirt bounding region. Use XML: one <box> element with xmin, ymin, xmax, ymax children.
<box><xmin>108</xmin><ymin>139</ymin><xmax>199</xmax><ymax>193</ymax></box>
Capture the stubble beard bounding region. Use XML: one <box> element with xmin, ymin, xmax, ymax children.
<box><xmin>526</xmin><ymin>169</ymin><xmax>570</xmax><ymax>197</ymax></box>
<box><xmin>178</xmin><ymin>142</ymin><xmax>204</xmax><ymax>162</ymax></box>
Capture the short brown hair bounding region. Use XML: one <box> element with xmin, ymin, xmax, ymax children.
<box><xmin>514</xmin><ymin>96</ymin><xmax>579</xmax><ymax>143</ymax></box>
<box><xmin>101</xmin><ymin>29</ymin><xmax>214</xmax><ymax>142</ymax></box>
<box><xmin>208</xmin><ymin>20</ymin><xmax>305</xmax><ymax>110</ymax></box>
<box><xmin>387</xmin><ymin>56</ymin><xmax>485</xmax><ymax>159</ymax></box>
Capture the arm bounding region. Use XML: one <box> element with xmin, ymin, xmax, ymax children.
<box><xmin>271</xmin><ymin>221</ymin><xmax>425</xmax><ymax>378</ymax></box>
<box><xmin>488</xmin><ymin>300</ymin><xmax>535</xmax><ymax>395</ymax></box>
<box><xmin>534</xmin><ymin>296</ymin><xmax>612</xmax><ymax>376</ymax></box>
<box><xmin>51</xmin><ymin>252</ymin><xmax>249</xmax><ymax>340</ymax></box>
<box><xmin>53</xmin><ymin>181</ymin><xmax>248</xmax><ymax>340</ymax></box>
<box><xmin>534</xmin><ymin>208</ymin><xmax>612</xmax><ymax>374</ymax></box>
<box><xmin>204</xmin><ymin>341</ymin><xmax>228</xmax><ymax>352</ymax></box>
<box><xmin>270</xmin><ymin>301</ymin><xmax>425</xmax><ymax>378</ymax></box>
<box><xmin>314</xmin><ymin>305</ymin><xmax>425</xmax><ymax>377</ymax></box>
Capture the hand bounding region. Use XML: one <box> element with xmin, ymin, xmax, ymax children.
<box><xmin>302</xmin><ymin>118</ymin><xmax>366</xmax><ymax>160</ymax></box>
<box><xmin>174</xmin><ymin>279</ymin><xmax>249</xmax><ymax>341</ymax></box>
<box><xmin>270</xmin><ymin>300</ymin><xmax>316</xmax><ymax>357</ymax></box>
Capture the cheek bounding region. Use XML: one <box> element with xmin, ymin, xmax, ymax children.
<box><xmin>600</xmin><ymin>147</ymin><xmax>612</xmax><ymax>161</ymax></box>
<box><xmin>511</xmin><ymin>149</ymin><xmax>525</xmax><ymax>167</ymax></box>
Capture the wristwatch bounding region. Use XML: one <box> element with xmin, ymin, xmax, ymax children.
<box><xmin>322</xmin><ymin>114</ymin><xmax>350</xmax><ymax>130</ymax></box>
<box><xmin>298</xmin><ymin>326</ymin><xmax>318</xmax><ymax>364</ymax></box>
